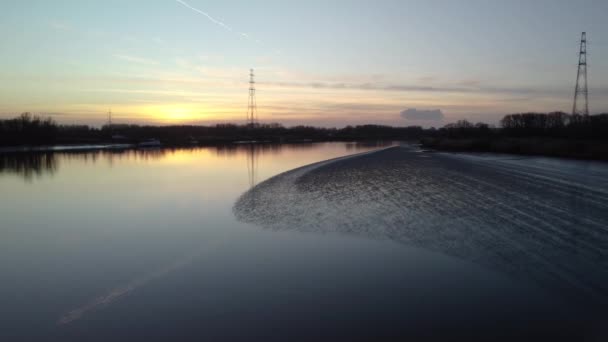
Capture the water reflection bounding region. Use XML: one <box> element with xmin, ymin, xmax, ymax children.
<box><xmin>103</xmin><ymin>148</ymin><xmax>168</xmax><ymax>166</ymax></box>
<box><xmin>345</xmin><ymin>140</ymin><xmax>396</xmax><ymax>150</ymax></box>
<box><xmin>0</xmin><ymin>149</ymin><xmax>175</xmax><ymax>181</ymax></box>
<box><xmin>0</xmin><ymin>153</ymin><xmax>58</xmax><ymax>181</ymax></box>
<box><xmin>246</xmin><ymin>144</ymin><xmax>259</xmax><ymax>189</ymax></box>
<box><xmin>0</xmin><ymin>149</ymin><xmax>193</xmax><ymax>182</ymax></box>
<box><xmin>0</xmin><ymin>142</ymin><xmax>395</xmax><ymax>183</ymax></box>
<box><xmin>215</xmin><ymin>142</ymin><xmax>313</xmax><ymax>157</ymax></box>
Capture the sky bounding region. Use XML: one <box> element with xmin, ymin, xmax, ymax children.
<box><xmin>1</xmin><ymin>0</ymin><xmax>607</xmax><ymax>127</ymax></box>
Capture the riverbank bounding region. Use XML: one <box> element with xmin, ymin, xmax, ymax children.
<box><xmin>420</xmin><ymin>137</ymin><xmax>608</xmax><ymax>161</ymax></box>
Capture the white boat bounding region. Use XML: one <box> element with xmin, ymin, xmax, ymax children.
<box><xmin>138</xmin><ymin>139</ymin><xmax>162</xmax><ymax>148</ymax></box>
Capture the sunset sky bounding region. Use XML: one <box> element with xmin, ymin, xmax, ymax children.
<box><xmin>1</xmin><ymin>0</ymin><xmax>607</xmax><ymax>127</ymax></box>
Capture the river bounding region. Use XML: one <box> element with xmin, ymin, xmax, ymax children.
<box><xmin>1</xmin><ymin>142</ymin><xmax>607</xmax><ymax>341</ymax></box>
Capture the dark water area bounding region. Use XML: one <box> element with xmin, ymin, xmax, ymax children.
<box><xmin>2</xmin><ymin>142</ymin><xmax>607</xmax><ymax>341</ymax></box>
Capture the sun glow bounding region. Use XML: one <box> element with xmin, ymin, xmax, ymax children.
<box><xmin>143</xmin><ymin>105</ymin><xmax>201</xmax><ymax>123</ymax></box>
<box><xmin>126</xmin><ymin>103</ymin><xmax>246</xmax><ymax>124</ymax></box>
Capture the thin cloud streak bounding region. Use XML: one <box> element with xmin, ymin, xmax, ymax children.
<box><xmin>263</xmin><ymin>81</ymin><xmax>576</xmax><ymax>97</ymax></box>
<box><xmin>175</xmin><ymin>0</ymin><xmax>257</xmax><ymax>44</ymax></box>
<box><xmin>175</xmin><ymin>0</ymin><xmax>233</xmax><ymax>32</ymax></box>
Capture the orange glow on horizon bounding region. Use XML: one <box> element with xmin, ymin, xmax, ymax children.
<box><xmin>110</xmin><ymin>104</ymin><xmax>247</xmax><ymax>124</ymax></box>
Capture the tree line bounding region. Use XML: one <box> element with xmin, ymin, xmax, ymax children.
<box><xmin>1</xmin><ymin>111</ymin><xmax>607</xmax><ymax>147</ymax></box>
<box><xmin>0</xmin><ymin>113</ymin><xmax>427</xmax><ymax>146</ymax></box>
<box><xmin>434</xmin><ymin>112</ymin><xmax>608</xmax><ymax>140</ymax></box>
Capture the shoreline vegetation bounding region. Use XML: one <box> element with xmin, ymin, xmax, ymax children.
<box><xmin>421</xmin><ymin>112</ymin><xmax>608</xmax><ymax>161</ymax></box>
<box><xmin>1</xmin><ymin>112</ymin><xmax>607</xmax><ymax>160</ymax></box>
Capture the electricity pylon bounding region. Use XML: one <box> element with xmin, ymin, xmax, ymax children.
<box><xmin>246</xmin><ymin>69</ymin><xmax>258</xmax><ymax>126</ymax></box>
<box><xmin>572</xmin><ymin>32</ymin><xmax>589</xmax><ymax>116</ymax></box>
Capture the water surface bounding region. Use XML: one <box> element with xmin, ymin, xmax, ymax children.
<box><xmin>1</xmin><ymin>142</ymin><xmax>606</xmax><ymax>341</ymax></box>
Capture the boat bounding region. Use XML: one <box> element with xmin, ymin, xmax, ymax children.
<box><xmin>138</xmin><ymin>139</ymin><xmax>162</xmax><ymax>148</ymax></box>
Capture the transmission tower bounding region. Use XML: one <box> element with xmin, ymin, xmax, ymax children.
<box><xmin>108</xmin><ymin>108</ymin><xmax>112</xmax><ymax>127</ymax></box>
<box><xmin>246</xmin><ymin>69</ymin><xmax>258</xmax><ymax>126</ymax></box>
<box><xmin>572</xmin><ymin>32</ymin><xmax>589</xmax><ymax>116</ymax></box>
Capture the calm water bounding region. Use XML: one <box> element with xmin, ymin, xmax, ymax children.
<box><xmin>0</xmin><ymin>142</ymin><xmax>605</xmax><ymax>341</ymax></box>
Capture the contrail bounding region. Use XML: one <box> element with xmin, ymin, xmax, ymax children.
<box><xmin>175</xmin><ymin>0</ymin><xmax>254</xmax><ymax>43</ymax></box>
<box><xmin>57</xmin><ymin>249</ymin><xmax>202</xmax><ymax>325</ymax></box>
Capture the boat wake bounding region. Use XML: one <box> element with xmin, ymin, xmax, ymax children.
<box><xmin>234</xmin><ymin>146</ymin><xmax>608</xmax><ymax>305</ymax></box>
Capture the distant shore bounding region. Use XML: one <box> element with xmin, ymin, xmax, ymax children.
<box><xmin>420</xmin><ymin>137</ymin><xmax>608</xmax><ymax>161</ymax></box>
<box><xmin>2</xmin><ymin>112</ymin><xmax>607</xmax><ymax>160</ymax></box>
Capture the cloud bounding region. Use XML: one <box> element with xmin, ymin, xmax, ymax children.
<box><xmin>265</xmin><ymin>81</ymin><xmax>477</xmax><ymax>93</ymax></box>
<box><xmin>400</xmin><ymin>108</ymin><xmax>445</xmax><ymax>121</ymax></box>
<box><xmin>112</xmin><ymin>54</ymin><xmax>159</xmax><ymax>65</ymax></box>
<box><xmin>264</xmin><ymin>81</ymin><xmax>569</xmax><ymax>97</ymax></box>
